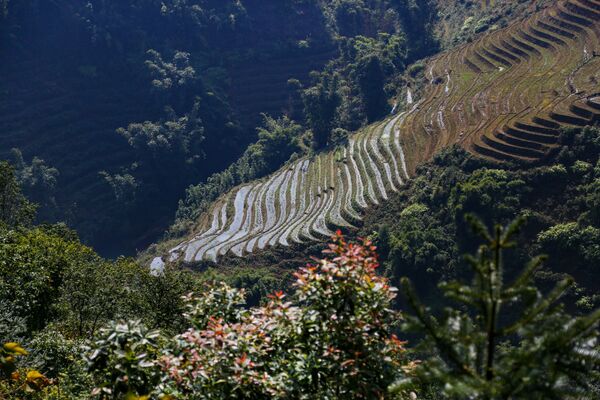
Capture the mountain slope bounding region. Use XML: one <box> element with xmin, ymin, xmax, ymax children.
<box><xmin>161</xmin><ymin>0</ymin><xmax>600</xmax><ymax>264</ymax></box>
<box><xmin>0</xmin><ymin>1</ymin><xmax>335</xmax><ymax>255</ymax></box>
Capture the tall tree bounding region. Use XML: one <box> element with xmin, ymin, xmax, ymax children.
<box><xmin>358</xmin><ymin>55</ymin><xmax>388</xmax><ymax>122</ymax></box>
<box><xmin>394</xmin><ymin>216</ymin><xmax>600</xmax><ymax>399</ymax></box>
<box><xmin>0</xmin><ymin>161</ymin><xmax>36</xmax><ymax>229</ymax></box>
<box><xmin>303</xmin><ymin>74</ymin><xmax>341</xmax><ymax>149</ymax></box>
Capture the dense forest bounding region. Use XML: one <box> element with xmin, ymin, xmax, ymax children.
<box><xmin>1</xmin><ymin>0</ymin><xmax>600</xmax><ymax>398</ymax></box>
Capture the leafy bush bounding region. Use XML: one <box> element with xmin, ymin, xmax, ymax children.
<box><xmin>1</xmin><ymin>342</ymin><xmax>51</xmax><ymax>398</ymax></box>
<box><xmin>0</xmin><ymin>227</ymin><xmax>101</xmax><ymax>332</ymax></box>
<box><xmin>84</xmin><ymin>321</ymin><xmax>163</xmax><ymax>399</ymax></box>
<box><xmin>85</xmin><ymin>233</ymin><xmax>410</xmax><ymax>399</ymax></box>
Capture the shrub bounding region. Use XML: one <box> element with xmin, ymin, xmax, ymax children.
<box><xmin>83</xmin><ymin>233</ymin><xmax>410</xmax><ymax>399</ymax></box>
<box><xmin>84</xmin><ymin>320</ymin><xmax>162</xmax><ymax>399</ymax></box>
<box><xmin>1</xmin><ymin>342</ymin><xmax>51</xmax><ymax>398</ymax></box>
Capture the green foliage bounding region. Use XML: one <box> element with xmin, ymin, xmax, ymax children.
<box><xmin>10</xmin><ymin>148</ymin><xmax>59</xmax><ymax>212</ymax></box>
<box><xmin>253</xmin><ymin>114</ymin><xmax>304</xmax><ymax>169</ymax></box>
<box><xmin>117</xmin><ymin>101</ymin><xmax>205</xmax><ymax>168</ymax></box>
<box><xmin>0</xmin><ymin>161</ymin><xmax>36</xmax><ymax>229</ymax></box>
<box><xmin>330</xmin><ymin>127</ymin><xmax>350</xmax><ymax>146</ymax></box>
<box><xmin>0</xmin><ymin>185</ymin><xmax>207</xmax><ymax>397</ymax></box>
<box><xmin>53</xmin><ymin>255</ymin><xmax>203</xmax><ymax>338</ymax></box>
<box><xmin>319</xmin><ymin>0</ymin><xmax>437</xmax><ymax>51</ymax></box>
<box><xmin>351</xmin><ymin>33</ymin><xmax>409</xmax><ymax>75</ymax></box>
<box><xmin>0</xmin><ymin>226</ymin><xmax>182</xmax><ymax>337</ymax></box>
<box><xmin>145</xmin><ymin>50</ymin><xmax>197</xmax><ymax>92</ymax></box>
<box><xmin>303</xmin><ymin>73</ymin><xmax>341</xmax><ymax>149</ymax></box>
<box><xmin>126</xmin><ymin>265</ymin><xmax>206</xmax><ymax>334</ymax></box>
<box><xmin>85</xmin><ymin>234</ymin><xmax>409</xmax><ymax>399</ymax></box>
<box><xmin>0</xmin><ymin>160</ymin><xmax>206</xmax><ymax>339</ymax></box>
<box><xmin>0</xmin><ymin>299</ymin><xmax>27</xmax><ymax>341</ymax></box>
<box><xmin>99</xmin><ymin>171</ymin><xmax>138</xmax><ymax>205</ymax></box>
<box><xmin>181</xmin><ymin>282</ymin><xmax>246</xmax><ymax>330</ymax></box>
<box><xmin>356</xmin><ymin>127</ymin><xmax>600</xmax><ymax>320</ymax></box>
<box><xmin>20</xmin><ymin>328</ymin><xmax>93</xmax><ymax>399</ymax></box>
<box><xmin>84</xmin><ymin>321</ymin><xmax>162</xmax><ymax>399</ymax></box>
<box><xmin>537</xmin><ymin>222</ymin><xmax>600</xmax><ymax>278</ymax></box>
<box><xmin>396</xmin><ymin>217</ymin><xmax>600</xmax><ymax>399</ymax></box>
<box><xmin>449</xmin><ymin>168</ymin><xmax>527</xmax><ymax>225</ymax></box>
<box><xmin>0</xmin><ymin>227</ymin><xmax>98</xmax><ymax>332</ymax></box>
<box><xmin>388</xmin><ymin>203</ymin><xmax>456</xmax><ymax>282</ymax></box>
<box><xmin>55</xmin><ymin>255</ymin><xmax>132</xmax><ymax>338</ymax></box>
<box><xmin>27</xmin><ymin>329</ymin><xmax>82</xmax><ymax>380</ymax></box>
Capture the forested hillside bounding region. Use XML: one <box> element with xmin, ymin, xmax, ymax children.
<box><xmin>2</xmin><ymin>127</ymin><xmax>599</xmax><ymax>399</ymax></box>
<box><xmin>2</xmin><ymin>0</ymin><xmax>600</xmax><ymax>398</ymax></box>
<box><xmin>0</xmin><ymin>0</ymin><xmax>335</xmax><ymax>255</ymax></box>
<box><xmin>0</xmin><ymin>0</ymin><xmax>443</xmax><ymax>256</ymax></box>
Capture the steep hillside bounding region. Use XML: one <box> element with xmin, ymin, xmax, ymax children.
<box><xmin>0</xmin><ymin>52</ymin><xmax>159</xmax><ymax>254</ymax></box>
<box><xmin>159</xmin><ymin>0</ymin><xmax>600</xmax><ymax>264</ymax></box>
<box><xmin>228</xmin><ymin>47</ymin><xmax>338</xmax><ymax>129</ymax></box>
<box><xmin>0</xmin><ymin>0</ymin><xmax>335</xmax><ymax>255</ymax></box>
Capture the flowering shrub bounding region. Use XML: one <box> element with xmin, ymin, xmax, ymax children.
<box><xmin>291</xmin><ymin>232</ymin><xmax>407</xmax><ymax>398</ymax></box>
<box><xmin>82</xmin><ymin>233</ymin><xmax>410</xmax><ymax>399</ymax></box>
<box><xmin>161</xmin><ymin>306</ymin><xmax>296</xmax><ymax>399</ymax></box>
<box><xmin>159</xmin><ymin>232</ymin><xmax>410</xmax><ymax>399</ymax></box>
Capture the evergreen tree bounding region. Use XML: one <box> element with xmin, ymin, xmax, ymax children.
<box><xmin>394</xmin><ymin>216</ymin><xmax>600</xmax><ymax>399</ymax></box>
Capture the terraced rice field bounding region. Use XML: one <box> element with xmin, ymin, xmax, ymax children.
<box><xmin>402</xmin><ymin>0</ymin><xmax>600</xmax><ymax>165</ymax></box>
<box><xmin>166</xmin><ymin>0</ymin><xmax>600</xmax><ymax>263</ymax></box>
<box><xmin>166</xmin><ymin>111</ymin><xmax>410</xmax><ymax>263</ymax></box>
